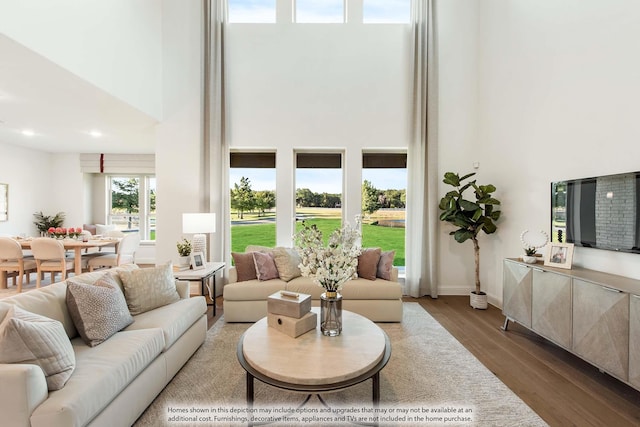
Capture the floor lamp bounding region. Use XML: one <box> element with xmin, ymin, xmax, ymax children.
<box><xmin>182</xmin><ymin>213</ymin><xmax>216</xmax><ymax>261</ymax></box>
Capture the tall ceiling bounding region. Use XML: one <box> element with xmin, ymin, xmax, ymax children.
<box><xmin>0</xmin><ymin>34</ymin><xmax>158</xmax><ymax>154</ymax></box>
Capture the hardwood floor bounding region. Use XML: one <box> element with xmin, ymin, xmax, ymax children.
<box><xmin>206</xmin><ymin>295</ymin><xmax>640</xmax><ymax>426</ymax></box>
<box><xmin>414</xmin><ymin>295</ymin><xmax>640</xmax><ymax>427</ymax></box>
<box><xmin>208</xmin><ymin>296</ymin><xmax>640</xmax><ymax>427</ymax></box>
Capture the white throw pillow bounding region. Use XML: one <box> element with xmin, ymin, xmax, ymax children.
<box><xmin>119</xmin><ymin>263</ymin><xmax>180</xmax><ymax>315</ymax></box>
<box><xmin>95</xmin><ymin>224</ymin><xmax>116</xmax><ymax>235</ymax></box>
<box><xmin>0</xmin><ymin>305</ymin><xmax>75</xmax><ymax>390</ymax></box>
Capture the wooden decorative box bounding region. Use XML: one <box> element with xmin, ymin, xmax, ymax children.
<box><xmin>267</xmin><ymin>291</ymin><xmax>312</xmax><ymax>319</ymax></box>
<box><xmin>267</xmin><ymin>311</ymin><xmax>317</xmax><ymax>338</ymax></box>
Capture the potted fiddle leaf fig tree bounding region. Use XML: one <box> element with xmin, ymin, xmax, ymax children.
<box><xmin>438</xmin><ymin>172</ymin><xmax>501</xmax><ymax>309</ymax></box>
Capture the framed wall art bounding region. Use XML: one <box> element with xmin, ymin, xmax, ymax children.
<box><xmin>0</xmin><ymin>183</ymin><xmax>7</xmax><ymax>221</ymax></box>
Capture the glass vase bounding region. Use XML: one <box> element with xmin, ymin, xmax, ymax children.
<box><xmin>320</xmin><ymin>291</ymin><xmax>342</xmax><ymax>337</ymax></box>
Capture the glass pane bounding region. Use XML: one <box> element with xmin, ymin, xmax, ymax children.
<box><xmin>228</xmin><ymin>0</ymin><xmax>276</xmax><ymax>23</ymax></box>
<box><xmin>363</xmin><ymin>0</ymin><xmax>410</xmax><ymax>24</ymax></box>
<box><xmin>148</xmin><ymin>177</ymin><xmax>157</xmax><ymax>240</ymax></box>
<box><xmin>229</xmin><ymin>168</ymin><xmax>277</xmax><ymax>254</ymax></box>
<box><xmin>295</xmin><ymin>166</ymin><xmax>343</xmax><ymax>242</ymax></box>
<box><xmin>296</xmin><ymin>0</ymin><xmax>344</xmax><ymax>23</ymax></box>
<box><xmin>361</xmin><ymin>167</ymin><xmax>406</xmax><ymax>267</ymax></box>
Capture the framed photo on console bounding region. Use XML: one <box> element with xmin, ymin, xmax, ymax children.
<box><xmin>191</xmin><ymin>251</ymin><xmax>205</xmax><ymax>270</ymax></box>
<box><xmin>544</xmin><ymin>242</ymin><xmax>574</xmax><ymax>269</ymax></box>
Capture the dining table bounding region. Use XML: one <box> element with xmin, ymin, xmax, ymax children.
<box><xmin>18</xmin><ymin>237</ymin><xmax>119</xmax><ymax>276</ymax></box>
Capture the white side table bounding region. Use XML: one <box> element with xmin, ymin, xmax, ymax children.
<box><xmin>173</xmin><ymin>262</ymin><xmax>225</xmax><ymax>315</ymax></box>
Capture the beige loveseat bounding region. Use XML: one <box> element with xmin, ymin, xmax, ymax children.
<box><xmin>0</xmin><ymin>264</ymin><xmax>207</xmax><ymax>427</ymax></box>
<box><xmin>223</xmin><ymin>247</ymin><xmax>403</xmax><ymax>322</ymax></box>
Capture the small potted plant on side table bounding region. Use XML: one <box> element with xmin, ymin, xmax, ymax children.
<box><xmin>176</xmin><ymin>238</ymin><xmax>192</xmax><ymax>269</ymax></box>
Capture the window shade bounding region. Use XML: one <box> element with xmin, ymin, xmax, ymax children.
<box><xmin>80</xmin><ymin>154</ymin><xmax>155</xmax><ymax>174</ymax></box>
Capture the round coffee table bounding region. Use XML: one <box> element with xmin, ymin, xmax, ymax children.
<box><xmin>237</xmin><ymin>308</ymin><xmax>391</xmax><ymax>411</ymax></box>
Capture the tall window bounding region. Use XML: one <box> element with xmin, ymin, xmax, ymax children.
<box><xmin>362</xmin><ymin>152</ymin><xmax>407</xmax><ymax>267</ymax></box>
<box><xmin>229</xmin><ymin>152</ymin><xmax>277</xmax><ymax>253</ymax></box>
<box><xmin>295</xmin><ymin>152</ymin><xmax>343</xmax><ymax>240</ymax></box>
<box><xmin>108</xmin><ymin>175</ymin><xmax>156</xmax><ymax>240</ymax></box>
<box><xmin>296</xmin><ymin>0</ymin><xmax>344</xmax><ymax>23</ymax></box>
<box><xmin>363</xmin><ymin>0</ymin><xmax>411</xmax><ymax>24</ymax></box>
<box><xmin>228</xmin><ymin>0</ymin><xmax>276</xmax><ymax>23</ymax></box>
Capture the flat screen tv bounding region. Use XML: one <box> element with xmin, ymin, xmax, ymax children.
<box><xmin>551</xmin><ymin>171</ymin><xmax>640</xmax><ymax>253</ymax></box>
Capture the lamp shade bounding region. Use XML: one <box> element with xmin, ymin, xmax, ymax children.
<box><xmin>182</xmin><ymin>213</ymin><xmax>216</xmax><ymax>234</ymax></box>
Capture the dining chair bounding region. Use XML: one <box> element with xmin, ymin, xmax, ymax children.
<box><xmin>88</xmin><ymin>233</ymin><xmax>140</xmax><ymax>271</ymax></box>
<box><xmin>30</xmin><ymin>237</ymin><xmax>74</xmax><ymax>288</ymax></box>
<box><xmin>0</xmin><ymin>237</ymin><xmax>37</xmax><ymax>293</ymax></box>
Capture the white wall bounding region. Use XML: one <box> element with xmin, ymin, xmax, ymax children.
<box><xmin>0</xmin><ymin>142</ymin><xmax>53</xmax><ymax>236</ymax></box>
<box><xmin>435</xmin><ymin>0</ymin><xmax>640</xmax><ymax>305</ymax></box>
<box><xmin>155</xmin><ymin>0</ymin><xmax>204</xmax><ymax>266</ymax></box>
<box><xmin>225</xmin><ymin>7</ymin><xmax>413</xmax><ymax>244</ymax></box>
<box><xmin>0</xmin><ymin>0</ymin><xmax>163</xmax><ymax>119</ymax></box>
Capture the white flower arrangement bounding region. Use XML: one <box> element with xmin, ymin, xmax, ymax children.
<box><xmin>293</xmin><ymin>217</ymin><xmax>362</xmax><ymax>293</ymax></box>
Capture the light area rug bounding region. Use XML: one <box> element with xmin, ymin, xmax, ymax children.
<box><xmin>134</xmin><ymin>303</ymin><xmax>547</xmax><ymax>426</ymax></box>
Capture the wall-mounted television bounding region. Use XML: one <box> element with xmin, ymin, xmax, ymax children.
<box><xmin>551</xmin><ymin>171</ymin><xmax>640</xmax><ymax>253</ymax></box>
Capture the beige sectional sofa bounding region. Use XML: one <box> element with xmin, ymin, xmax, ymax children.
<box><xmin>0</xmin><ymin>264</ymin><xmax>207</xmax><ymax>427</ymax></box>
<box><xmin>223</xmin><ymin>246</ymin><xmax>403</xmax><ymax>322</ymax></box>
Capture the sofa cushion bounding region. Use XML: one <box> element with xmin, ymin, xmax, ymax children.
<box><xmin>245</xmin><ymin>245</ymin><xmax>272</xmax><ymax>253</ymax></box>
<box><xmin>232</xmin><ymin>252</ymin><xmax>258</xmax><ymax>282</ymax></box>
<box><xmin>339</xmin><ymin>279</ymin><xmax>403</xmax><ymax>300</ymax></box>
<box><xmin>0</xmin><ymin>305</ymin><xmax>75</xmax><ymax>391</ymax></box>
<box><xmin>66</xmin><ymin>273</ymin><xmax>134</xmax><ymax>347</ymax></box>
<box><xmin>223</xmin><ymin>279</ymin><xmax>286</xmax><ymax>301</ymax></box>
<box><xmin>31</xmin><ymin>328</ymin><xmax>164</xmax><ymax>427</ymax></box>
<box><xmin>271</xmin><ymin>247</ymin><xmax>302</xmax><ymax>281</ymax></box>
<box><xmin>0</xmin><ymin>282</ymin><xmax>77</xmax><ymax>338</ymax></box>
<box><xmin>357</xmin><ymin>248</ymin><xmax>382</xmax><ymax>280</ymax></box>
<box><xmin>125</xmin><ymin>296</ymin><xmax>206</xmax><ymax>351</ymax></box>
<box><xmin>119</xmin><ymin>263</ymin><xmax>180</xmax><ymax>315</ymax></box>
<box><xmin>253</xmin><ymin>251</ymin><xmax>279</xmax><ymax>281</ymax></box>
<box><xmin>95</xmin><ymin>224</ymin><xmax>116</xmax><ymax>235</ymax></box>
<box><xmin>377</xmin><ymin>250</ymin><xmax>396</xmax><ymax>280</ymax></box>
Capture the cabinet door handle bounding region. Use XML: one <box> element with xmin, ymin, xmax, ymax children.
<box><xmin>601</xmin><ymin>286</ymin><xmax>622</xmax><ymax>293</ymax></box>
<box><xmin>532</xmin><ymin>268</ymin><xmax>544</xmax><ymax>273</ymax></box>
<box><xmin>631</xmin><ymin>294</ymin><xmax>640</xmax><ymax>299</ymax></box>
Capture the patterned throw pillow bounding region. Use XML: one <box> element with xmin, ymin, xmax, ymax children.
<box><xmin>0</xmin><ymin>305</ymin><xmax>75</xmax><ymax>390</ymax></box>
<box><xmin>66</xmin><ymin>273</ymin><xmax>134</xmax><ymax>347</ymax></box>
<box><xmin>119</xmin><ymin>263</ymin><xmax>180</xmax><ymax>315</ymax></box>
<box><xmin>232</xmin><ymin>252</ymin><xmax>258</xmax><ymax>282</ymax></box>
<box><xmin>252</xmin><ymin>251</ymin><xmax>280</xmax><ymax>281</ymax></box>
<box><xmin>357</xmin><ymin>248</ymin><xmax>382</xmax><ymax>280</ymax></box>
<box><xmin>271</xmin><ymin>247</ymin><xmax>302</xmax><ymax>282</ymax></box>
<box><xmin>376</xmin><ymin>250</ymin><xmax>396</xmax><ymax>281</ymax></box>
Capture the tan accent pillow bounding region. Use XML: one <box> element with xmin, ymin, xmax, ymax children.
<box><xmin>66</xmin><ymin>273</ymin><xmax>134</xmax><ymax>347</ymax></box>
<box><xmin>119</xmin><ymin>263</ymin><xmax>180</xmax><ymax>315</ymax></box>
<box><xmin>357</xmin><ymin>248</ymin><xmax>382</xmax><ymax>281</ymax></box>
<box><xmin>271</xmin><ymin>247</ymin><xmax>302</xmax><ymax>282</ymax></box>
<box><xmin>0</xmin><ymin>305</ymin><xmax>75</xmax><ymax>390</ymax></box>
<box><xmin>252</xmin><ymin>251</ymin><xmax>280</xmax><ymax>281</ymax></box>
<box><xmin>232</xmin><ymin>252</ymin><xmax>258</xmax><ymax>282</ymax></box>
<box><xmin>376</xmin><ymin>250</ymin><xmax>396</xmax><ymax>281</ymax></box>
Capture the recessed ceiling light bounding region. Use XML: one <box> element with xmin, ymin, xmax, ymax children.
<box><xmin>21</xmin><ymin>129</ymin><xmax>35</xmax><ymax>136</ymax></box>
<box><xmin>89</xmin><ymin>130</ymin><xmax>102</xmax><ymax>138</ymax></box>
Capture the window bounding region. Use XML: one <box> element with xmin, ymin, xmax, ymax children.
<box><xmin>295</xmin><ymin>152</ymin><xmax>343</xmax><ymax>239</ymax></box>
<box><xmin>228</xmin><ymin>0</ymin><xmax>276</xmax><ymax>23</ymax></box>
<box><xmin>229</xmin><ymin>152</ymin><xmax>277</xmax><ymax>252</ymax></box>
<box><xmin>296</xmin><ymin>0</ymin><xmax>344</xmax><ymax>23</ymax></box>
<box><xmin>108</xmin><ymin>176</ymin><xmax>156</xmax><ymax>240</ymax></box>
<box><xmin>363</xmin><ymin>0</ymin><xmax>411</xmax><ymax>23</ymax></box>
<box><xmin>362</xmin><ymin>152</ymin><xmax>407</xmax><ymax>267</ymax></box>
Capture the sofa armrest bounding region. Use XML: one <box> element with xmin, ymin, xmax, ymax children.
<box><xmin>0</xmin><ymin>364</ymin><xmax>48</xmax><ymax>427</ymax></box>
<box><xmin>228</xmin><ymin>267</ymin><xmax>237</xmax><ymax>284</ymax></box>
<box><xmin>175</xmin><ymin>280</ymin><xmax>190</xmax><ymax>299</ymax></box>
<box><xmin>391</xmin><ymin>267</ymin><xmax>399</xmax><ymax>282</ymax></box>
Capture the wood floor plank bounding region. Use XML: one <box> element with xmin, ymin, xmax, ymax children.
<box><xmin>411</xmin><ymin>296</ymin><xmax>640</xmax><ymax>427</ymax></box>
